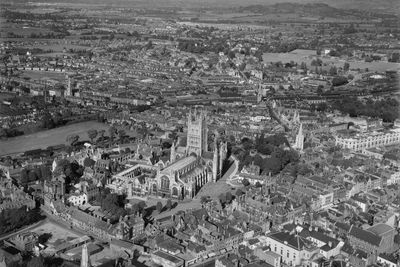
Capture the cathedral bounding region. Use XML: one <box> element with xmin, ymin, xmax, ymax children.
<box><xmin>153</xmin><ymin>109</ymin><xmax>227</xmax><ymax>199</ymax></box>
<box><xmin>119</xmin><ymin>109</ymin><xmax>228</xmax><ymax>200</ymax></box>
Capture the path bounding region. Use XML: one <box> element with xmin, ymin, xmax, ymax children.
<box><xmin>195</xmin><ymin>156</ymin><xmax>239</xmax><ymax>200</ymax></box>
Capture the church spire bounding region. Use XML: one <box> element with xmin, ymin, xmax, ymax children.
<box><xmin>80</xmin><ymin>243</ymin><xmax>91</xmax><ymax>267</ymax></box>
<box><xmin>170</xmin><ymin>141</ymin><xmax>176</xmax><ymax>163</ymax></box>
<box><xmin>212</xmin><ymin>141</ymin><xmax>218</xmax><ymax>182</ymax></box>
<box><xmin>295</xmin><ymin>123</ymin><xmax>304</xmax><ymax>151</ymax></box>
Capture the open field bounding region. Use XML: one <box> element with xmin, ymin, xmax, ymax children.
<box><xmin>29</xmin><ymin>221</ymin><xmax>80</xmax><ymax>251</ymax></box>
<box><xmin>0</xmin><ymin>22</ymin><xmax>56</xmax><ymax>37</ymax></box>
<box><xmin>263</xmin><ymin>49</ymin><xmax>400</xmax><ymax>72</ymax></box>
<box><xmin>21</xmin><ymin>70</ymin><xmax>67</xmax><ymax>81</ymax></box>
<box><xmin>0</xmin><ymin>121</ymin><xmax>110</xmax><ymax>156</ymax></box>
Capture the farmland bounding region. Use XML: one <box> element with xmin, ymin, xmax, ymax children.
<box><xmin>0</xmin><ymin>121</ymin><xmax>110</xmax><ymax>156</ymax></box>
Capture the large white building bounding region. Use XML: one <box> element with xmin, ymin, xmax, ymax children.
<box><xmin>335</xmin><ymin>129</ymin><xmax>400</xmax><ymax>151</ymax></box>
<box><xmin>265</xmin><ymin>231</ymin><xmax>319</xmax><ymax>266</ymax></box>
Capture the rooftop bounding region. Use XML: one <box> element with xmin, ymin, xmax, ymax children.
<box><xmin>367</xmin><ymin>223</ymin><xmax>394</xmax><ymax>236</ymax></box>
<box><xmin>162</xmin><ymin>155</ymin><xmax>197</xmax><ymax>173</ymax></box>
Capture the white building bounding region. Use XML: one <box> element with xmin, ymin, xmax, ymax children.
<box><xmin>335</xmin><ymin>129</ymin><xmax>400</xmax><ymax>151</ymax></box>
<box><xmin>68</xmin><ymin>193</ymin><xmax>88</xmax><ymax>206</ymax></box>
<box><xmin>265</xmin><ymin>231</ymin><xmax>319</xmax><ymax>266</ymax></box>
<box><xmin>294</xmin><ymin>124</ymin><xmax>304</xmax><ymax>151</ymax></box>
<box><xmin>377</xmin><ymin>254</ymin><xmax>398</xmax><ymax>267</ymax></box>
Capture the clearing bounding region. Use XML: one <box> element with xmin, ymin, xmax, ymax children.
<box><xmin>0</xmin><ymin>121</ymin><xmax>110</xmax><ymax>156</ymax></box>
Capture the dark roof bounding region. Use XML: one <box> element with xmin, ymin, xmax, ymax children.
<box><xmin>378</xmin><ymin>253</ymin><xmax>397</xmax><ymax>263</ymax></box>
<box><xmin>367</xmin><ymin>223</ymin><xmax>394</xmax><ymax>236</ymax></box>
<box><xmin>349</xmin><ymin>225</ymin><xmax>382</xmax><ymax>247</ymax></box>
<box><xmin>268</xmin><ymin>231</ymin><xmax>315</xmax><ymax>251</ymax></box>
<box><xmin>335</xmin><ymin>222</ymin><xmax>351</xmax><ymax>232</ymax></box>
<box><xmin>153</xmin><ymin>251</ymin><xmax>183</xmax><ymax>264</ymax></box>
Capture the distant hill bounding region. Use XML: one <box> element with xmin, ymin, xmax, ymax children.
<box><xmin>2</xmin><ymin>0</ymin><xmax>399</xmax><ymax>15</ymax></box>
<box><xmin>237</xmin><ymin>2</ymin><xmax>399</xmax><ymax>20</ymax></box>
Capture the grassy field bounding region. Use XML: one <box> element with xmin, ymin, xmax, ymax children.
<box><xmin>21</xmin><ymin>70</ymin><xmax>67</xmax><ymax>82</ymax></box>
<box><xmin>29</xmin><ymin>221</ymin><xmax>80</xmax><ymax>251</ymax></box>
<box><xmin>263</xmin><ymin>49</ymin><xmax>400</xmax><ymax>72</ymax></box>
<box><xmin>0</xmin><ymin>121</ymin><xmax>110</xmax><ymax>156</ymax></box>
<box><xmin>0</xmin><ymin>22</ymin><xmax>56</xmax><ymax>37</ymax></box>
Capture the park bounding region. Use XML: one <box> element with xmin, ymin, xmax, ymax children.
<box><xmin>0</xmin><ymin>121</ymin><xmax>110</xmax><ymax>156</ymax></box>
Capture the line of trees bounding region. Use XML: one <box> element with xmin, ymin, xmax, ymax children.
<box><xmin>330</xmin><ymin>97</ymin><xmax>399</xmax><ymax>122</ymax></box>
<box><xmin>0</xmin><ymin>206</ymin><xmax>45</xmax><ymax>235</ymax></box>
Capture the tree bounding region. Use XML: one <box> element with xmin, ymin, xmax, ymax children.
<box><xmin>329</xmin><ymin>66</ymin><xmax>338</xmax><ymax>76</ymax></box>
<box><xmin>165</xmin><ymin>199</ymin><xmax>172</xmax><ymax>211</ymax></box>
<box><xmin>133</xmin><ymin>249</ymin><xmax>141</xmax><ymax>259</ymax></box>
<box><xmin>87</xmin><ymin>129</ymin><xmax>98</xmax><ymax>144</ymax></box>
<box><xmin>83</xmin><ymin>158</ymin><xmax>95</xmax><ymax>168</ymax></box>
<box><xmin>242</xmin><ymin>178</ymin><xmax>250</xmax><ymax>186</ymax></box>
<box><xmin>343</xmin><ymin>62</ymin><xmax>350</xmax><ymax>71</ymax></box>
<box><xmin>28</xmin><ymin>170</ymin><xmax>38</xmax><ymax>182</ymax></box>
<box><xmin>332</xmin><ymin>76</ymin><xmax>348</xmax><ymax>87</ymax></box>
<box><xmin>156</xmin><ymin>201</ymin><xmax>163</xmax><ymax>213</ymax></box>
<box><xmin>109</xmin><ymin>126</ymin><xmax>116</xmax><ymax>143</ymax></box>
<box><xmin>118</xmin><ymin>129</ymin><xmax>126</xmax><ymax>142</ymax></box>
<box><xmin>218</xmin><ymin>193</ymin><xmax>226</xmax><ymax>204</ymax></box>
<box><xmin>226</xmin><ymin>192</ymin><xmax>233</xmax><ymax>203</ymax></box>
<box><xmin>20</xmin><ymin>169</ymin><xmax>29</xmax><ymax>186</ymax></box>
<box><xmin>311</xmin><ymin>59</ymin><xmax>317</xmax><ymax>66</ymax></box>
<box><xmin>235</xmin><ymin>189</ymin><xmax>243</xmax><ymax>198</ymax></box>
<box><xmin>300</xmin><ymin>62</ymin><xmax>307</xmax><ymax>71</ymax></box>
<box><xmin>66</xmin><ymin>134</ymin><xmax>79</xmax><ymax>147</ymax></box>
<box><xmin>228</xmin><ymin>50</ymin><xmax>235</xmax><ymax>59</ymax></box>
<box><xmin>38</xmin><ymin>233</ymin><xmax>52</xmax><ymax>244</ymax></box>
<box><xmin>130</xmin><ymin>203</ymin><xmax>139</xmax><ymax>215</ymax></box>
<box><xmin>27</xmin><ymin>256</ymin><xmax>45</xmax><ymax>267</ymax></box>
<box><xmin>317</xmin><ymin>85</ymin><xmax>324</xmax><ymax>95</ymax></box>
<box><xmin>200</xmin><ymin>196</ymin><xmax>209</xmax><ymax>205</ymax></box>
<box><xmin>98</xmin><ymin>129</ymin><xmax>105</xmax><ymax>141</ymax></box>
<box><xmin>255</xmin><ymin>181</ymin><xmax>262</xmax><ymax>188</ymax></box>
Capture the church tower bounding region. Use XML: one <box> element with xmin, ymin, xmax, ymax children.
<box><xmin>257</xmin><ymin>83</ymin><xmax>263</xmax><ymax>103</ymax></box>
<box><xmin>80</xmin><ymin>243</ymin><xmax>91</xmax><ymax>267</ymax></box>
<box><xmin>186</xmin><ymin>109</ymin><xmax>208</xmax><ymax>157</ymax></box>
<box><xmin>219</xmin><ymin>142</ymin><xmax>227</xmax><ymax>176</ymax></box>
<box><xmin>212</xmin><ymin>142</ymin><xmax>219</xmax><ymax>182</ymax></box>
<box><xmin>294</xmin><ymin>123</ymin><xmax>304</xmax><ymax>151</ymax></box>
<box><xmin>65</xmin><ymin>75</ymin><xmax>72</xmax><ymax>97</ymax></box>
<box><xmin>170</xmin><ymin>141</ymin><xmax>176</xmax><ymax>163</ymax></box>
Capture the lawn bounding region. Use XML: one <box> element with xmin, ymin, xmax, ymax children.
<box><xmin>0</xmin><ymin>121</ymin><xmax>110</xmax><ymax>156</ymax></box>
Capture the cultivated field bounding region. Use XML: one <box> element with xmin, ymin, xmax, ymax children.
<box><xmin>0</xmin><ymin>121</ymin><xmax>110</xmax><ymax>156</ymax></box>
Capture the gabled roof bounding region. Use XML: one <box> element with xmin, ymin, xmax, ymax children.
<box><xmin>349</xmin><ymin>225</ymin><xmax>382</xmax><ymax>247</ymax></box>
<box><xmin>268</xmin><ymin>231</ymin><xmax>316</xmax><ymax>251</ymax></box>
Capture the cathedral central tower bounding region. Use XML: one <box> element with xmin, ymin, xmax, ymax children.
<box><xmin>186</xmin><ymin>109</ymin><xmax>208</xmax><ymax>157</ymax></box>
